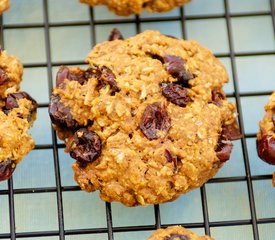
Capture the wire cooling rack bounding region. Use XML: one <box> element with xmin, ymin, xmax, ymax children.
<box><xmin>0</xmin><ymin>0</ymin><xmax>275</xmax><ymax>239</ymax></box>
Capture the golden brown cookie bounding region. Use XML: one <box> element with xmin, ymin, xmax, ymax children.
<box><xmin>0</xmin><ymin>48</ymin><xmax>22</xmax><ymax>102</ymax></box>
<box><xmin>148</xmin><ymin>226</ymin><xmax>213</xmax><ymax>240</ymax></box>
<box><xmin>0</xmin><ymin>49</ymin><xmax>37</xmax><ymax>181</ymax></box>
<box><xmin>49</xmin><ymin>30</ymin><xmax>241</xmax><ymax>206</ymax></box>
<box><xmin>79</xmin><ymin>0</ymin><xmax>191</xmax><ymax>16</ymax></box>
<box><xmin>257</xmin><ymin>92</ymin><xmax>275</xmax><ymax>186</ymax></box>
<box><xmin>0</xmin><ymin>0</ymin><xmax>10</xmax><ymax>14</ymax></box>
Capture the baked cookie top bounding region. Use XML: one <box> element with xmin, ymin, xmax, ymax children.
<box><xmin>79</xmin><ymin>0</ymin><xmax>191</xmax><ymax>16</ymax></box>
<box><xmin>49</xmin><ymin>30</ymin><xmax>241</xmax><ymax>206</ymax></box>
<box><xmin>257</xmin><ymin>91</ymin><xmax>275</xmax><ymax>186</ymax></box>
<box><xmin>0</xmin><ymin>49</ymin><xmax>37</xmax><ymax>181</ymax></box>
<box><xmin>148</xmin><ymin>226</ymin><xmax>213</xmax><ymax>240</ymax></box>
<box><xmin>0</xmin><ymin>0</ymin><xmax>10</xmax><ymax>14</ymax></box>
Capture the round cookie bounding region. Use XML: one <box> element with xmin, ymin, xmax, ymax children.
<box><xmin>257</xmin><ymin>91</ymin><xmax>275</xmax><ymax>187</ymax></box>
<box><xmin>79</xmin><ymin>0</ymin><xmax>191</xmax><ymax>16</ymax></box>
<box><xmin>0</xmin><ymin>49</ymin><xmax>37</xmax><ymax>181</ymax></box>
<box><xmin>0</xmin><ymin>0</ymin><xmax>10</xmax><ymax>14</ymax></box>
<box><xmin>49</xmin><ymin>30</ymin><xmax>241</xmax><ymax>206</ymax></box>
<box><xmin>148</xmin><ymin>226</ymin><xmax>213</xmax><ymax>240</ymax></box>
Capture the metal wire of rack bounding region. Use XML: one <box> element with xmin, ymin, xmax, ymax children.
<box><xmin>0</xmin><ymin>0</ymin><xmax>275</xmax><ymax>239</ymax></box>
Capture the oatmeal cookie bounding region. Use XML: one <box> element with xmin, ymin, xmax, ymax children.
<box><xmin>0</xmin><ymin>48</ymin><xmax>22</xmax><ymax>101</ymax></box>
<box><xmin>148</xmin><ymin>226</ymin><xmax>213</xmax><ymax>240</ymax></box>
<box><xmin>257</xmin><ymin>92</ymin><xmax>275</xmax><ymax>186</ymax></box>
<box><xmin>49</xmin><ymin>30</ymin><xmax>241</xmax><ymax>206</ymax></box>
<box><xmin>0</xmin><ymin>0</ymin><xmax>10</xmax><ymax>14</ymax></box>
<box><xmin>0</xmin><ymin>49</ymin><xmax>37</xmax><ymax>181</ymax></box>
<box><xmin>79</xmin><ymin>0</ymin><xmax>191</xmax><ymax>16</ymax></box>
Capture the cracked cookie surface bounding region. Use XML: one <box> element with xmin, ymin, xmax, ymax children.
<box><xmin>148</xmin><ymin>226</ymin><xmax>213</xmax><ymax>240</ymax></box>
<box><xmin>257</xmin><ymin>92</ymin><xmax>275</xmax><ymax>187</ymax></box>
<box><xmin>0</xmin><ymin>49</ymin><xmax>37</xmax><ymax>181</ymax></box>
<box><xmin>49</xmin><ymin>30</ymin><xmax>241</xmax><ymax>206</ymax></box>
<box><xmin>79</xmin><ymin>0</ymin><xmax>191</xmax><ymax>16</ymax></box>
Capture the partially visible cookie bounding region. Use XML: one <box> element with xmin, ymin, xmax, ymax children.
<box><xmin>79</xmin><ymin>0</ymin><xmax>191</xmax><ymax>16</ymax></box>
<box><xmin>148</xmin><ymin>226</ymin><xmax>213</xmax><ymax>240</ymax></box>
<box><xmin>0</xmin><ymin>49</ymin><xmax>37</xmax><ymax>181</ymax></box>
<box><xmin>257</xmin><ymin>92</ymin><xmax>275</xmax><ymax>186</ymax></box>
<box><xmin>0</xmin><ymin>0</ymin><xmax>10</xmax><ymax>14</ymax></box>
<box><xmin>49</xmin><ymin>30</ymin><xmax>241</xmax><ymax>206</ymax></box>
<box><xmin>0</xmin><ymin>48</ymin><xmax>22</xmax><ymax>102</ymax></box>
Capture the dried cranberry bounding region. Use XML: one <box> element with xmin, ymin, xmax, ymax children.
<box><xmin>100</xmin><ymin>66</ymin><xmax>120</xmax><ymax>93</ymax></box>
<box><xmin>56</xmin><ymin>66</ymin><xmax>87</xmax><ymax>87</ymax></box>
<box><xmin>140</xmin><ymin>102</ymin><xmax>171</xmax><ymax>140</ymax></box>
<box><xmin>0</xmin><ymin>160</ymin><xmax>16</xmax><ymax>182</ymax></box>
<box><xmin>165</xmin><ymin>149</ymin><xmax>178</xmax><ymax>171</ymax></box>
<box><xmin>257</xmin><ymin>135</ymin><xmax>275</xmax><ymax>165</ymax></box>
<box><xmin>216</xmin><ymin>141</ymin><xmax>233</xmax><ymax>162</ymax></box>
<box><xmin>164</xmin><ymin>234</ymin><xmax>190</xmax><ymax>240</ymax></box>
<box><xmin>5</xmin><ymin>92</ymin><xmax>37</xmax><ymax>109</ymax></box>
<box><xmin>5</xmin><ymin>93</ymin><xmax>21</xmax><ymax>110</ymax></box>
<box><xmin>222</xmin><ymin>121</ymin><xmax>242</xmax><ymax>141</ymax></box>
<box><xmin>56</xmin><ymin>66</ymin><xmax>70</xmax><ymax>87</ymax></box>
<box><xmin>212</xmin><ymin>88</ymin><xmax>224</xmax><ymax>107</ymax></box>
<box><xmin>0</xmin><ymin>68</ymin><xmax>9</xmax><ymax>85</ymax></box>
<box><xmin>85</xmin><ymin>66</ymin><xmax>120</xmax><ymax>94</ymax></box>
<box><xmin>3</xmin><ymin>92</ymin><xmax>37</xmax><ymax>122</ymax></box>
<box><xmin>56</xmin><ymin>65</ymin><xmax>119</xmax><ymax>94</ymax></box>
<box><xmin>49</xmin><ymin>95</ymin><xmax>78</xmax><ymax>128</ymax></box>
<box><xmin>84</xmin><ymin>66</ymin><xmax>102</xmax><ymax>82</ymax></box>
<box><xmin>163</xmin><ymin>55</ymin><xmax>193</xmax><ymax>87</ymax></box>
<box><xmin>161</xmin><ymin>83</ymin><xmax>189</xmax><ymax>107</ymax></box>
<box><xmin>69</xmin><ymin>128</ymin><xmax>102</xmax><ymax>164</ymax></box>
<box><xmin>70</xmin><ymin>69</ymin><xmax>91</xmax><ymax>85</ymax></box>
<box><xmin>56</xmin><ymin>66</ymin><xmax>106</xmax><ymax>88</ymax></box>
<box><xmin>56</xmin><ymin>66</ymin><xmax>71</xmax><ymax>87</ymax></box>
<box><xmin>147</xmin><ymin>53</ymin><xmax>193</xmax><ymax>87</ymax></box>
<box><xmin>69</xmin><ymin>69</ymin><xmax>87</xmax><ymax>84</ymax></box>
<box><xmin>108</xmin><ymin>28</ymin><xmax>124</xmax><ymax>41</ymax></box>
